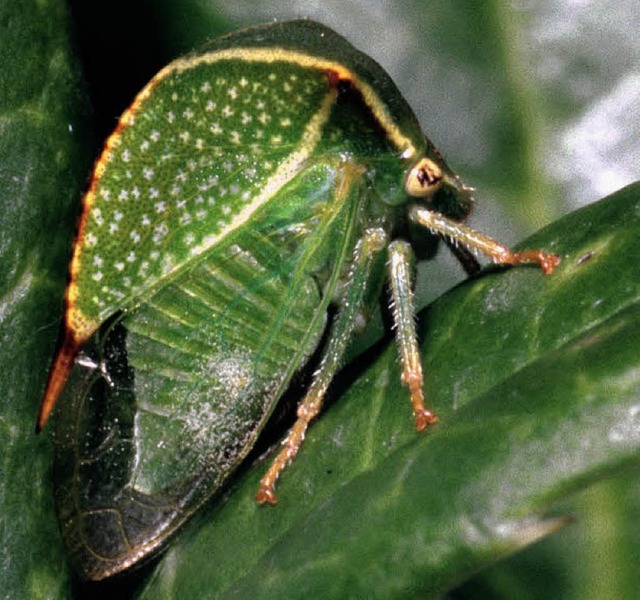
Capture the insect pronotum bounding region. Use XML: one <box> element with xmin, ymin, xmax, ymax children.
<box><xmin>38</xmin><ymin>20</ymin><xmax>559</xmax><ymax>579</ymax></box>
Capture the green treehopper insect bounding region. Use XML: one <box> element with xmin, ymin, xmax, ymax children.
<box><xmin>38</xmin><ymin>20</ymin><xmax>559</xmax><ymax>580</ymax></box>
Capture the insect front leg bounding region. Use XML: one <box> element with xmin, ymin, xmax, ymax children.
<box><xmin>410</xmin><ymin>206</ymin><xmax>560</xmax><ymax>274</ymax></box>
<box><xmin>256</xmin><ymin>227</ymin><xmax>389</xmax><ymax>505</ymax></box>
<box><xmin>388</xmin><ymin>240</ymin><xmax>437</xmax><ymax>431</ymax></box>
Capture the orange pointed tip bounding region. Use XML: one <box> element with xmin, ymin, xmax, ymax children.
<box><xmin>36</xmin><ymin>332</ymin><xmax>80</xmax><ymax>433</ymax></box>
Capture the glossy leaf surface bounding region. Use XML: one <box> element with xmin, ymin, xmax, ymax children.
<box><xmin>0</xmin><ymin>0</ymin><xmax>91</xmax><ymax>597</ymax></box>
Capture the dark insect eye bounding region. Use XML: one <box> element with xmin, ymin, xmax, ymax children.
<box><xmin>417</xmin><ymin>167</ymin><xmax>441</xmax><ymax>187</ymax></box>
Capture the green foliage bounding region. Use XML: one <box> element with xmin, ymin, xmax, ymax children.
<box><xmin>1</xmin><ymin>1</ymin><xmax>638</xmax><ymax>598</ymax></box>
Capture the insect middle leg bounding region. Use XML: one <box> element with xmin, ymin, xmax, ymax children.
<box><xmin>387</xmin><ymin>240</ymin><xmax>437</xmax><ymax>431</ymax></box>
<box><xmin>256</xmin><ymin>227</ymin><xmax>389</xmax><ymax>505</ymax></box>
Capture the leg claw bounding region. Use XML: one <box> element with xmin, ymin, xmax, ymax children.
<box><xmin>414</xmin><ymin>409</ymin><xmax>438</xmax><ymax>431</ymax></box>
<box><xmin>256</xmin><ymin>486</ymin><xmax>278</xmax><ymax>505</ymax></box>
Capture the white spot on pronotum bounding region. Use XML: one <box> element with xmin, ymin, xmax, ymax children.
<box><xmin>152</xmin><ymin>223</ymin><xmax>169</xmax><ymax>244</ymax></box>
<box><xmin>143</xmin><ymin>167</ymin><xmax>154</xmax><ymax>180</ymax></box>
<box><xmin>92</xmin><ymin>208</ymin><xmax>104</xmax><ymax>226</ymax></box>
<box><xmin>139</xmin><ymin>261</ymin><xmax>149</xmax><ymax>276</ymax></box>
<box><xmin>162</xmin><ymin>253</ymin><xmax>175</xmax><ymax>272</ymax></box>
<box><xmin>92</xmin><ymin>271</ymin><xmax>103</xmax><ymax>281</ymax></box>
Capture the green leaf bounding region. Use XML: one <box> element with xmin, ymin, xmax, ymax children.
<box><xmin>138</xmin><ymin>184</ymin><xmax>640</xmax><ymax>598</ymax></box>
<box><xmin>0</xmin><ymin>1</ymin><xmax>92</xmax><ymax>598</ymax></box>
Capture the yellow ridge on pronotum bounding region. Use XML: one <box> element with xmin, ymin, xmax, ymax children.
<box><xmin>163</xmin><ymin>47</ymin><xmax>417</xmax><ymax>157</ymax></box>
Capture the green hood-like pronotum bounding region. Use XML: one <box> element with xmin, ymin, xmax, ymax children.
<box><xmin>39</xmin><ymin>20</ymin><xmax>558</xmax><ymax>580</ymax></box>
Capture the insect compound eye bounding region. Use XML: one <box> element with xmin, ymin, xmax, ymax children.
<box><xmin>404</xmin><ymin>158</ymin><xmax>444</xmax><ymax>198</ymax></box>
